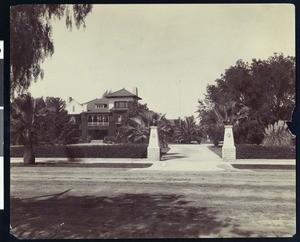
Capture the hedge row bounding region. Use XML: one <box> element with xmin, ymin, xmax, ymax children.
<box><xmin>208</xmin><ymin>144</ymin><xmax>295</xmax><ymax>159</ymax></box>
<box><xmin>236</xmin><ymin>145</ymin><xmax>295</xmax><ymax>159</ymax></box>
<box><xmin>10</xmin><ymin>144</ymin><xmax>148</xmax><ymax>159</ymax></box>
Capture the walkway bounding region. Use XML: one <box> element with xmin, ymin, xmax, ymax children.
<box><xmin>139</xmin><ymin>144</ymin><xmax>236</xmax><ymax>172</ymax></box>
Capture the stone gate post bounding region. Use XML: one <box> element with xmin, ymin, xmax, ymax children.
<box><xmin>147</xmin><ymin>126</ymin><xmax>161</xmax><ymax>161</ymax></box>
<box><xmin>222</xmin><ymin>125</ymin><xmax>236</xmax><ymax>161</ymax></box>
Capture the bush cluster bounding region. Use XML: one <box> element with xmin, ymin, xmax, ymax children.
<box><xmin>11</xmin><ymin>144</ymin><xmax>148</xmax><ymax>159</ymax></box>
<box><xmin>262</xmin><ymin>120</ymin><xmax>293</xmax><ymax>147</ymax></box>
<box><xmin>103</xmin><ymin>136</ymin><xmax>125</xmax><ymax>144</ymax></box>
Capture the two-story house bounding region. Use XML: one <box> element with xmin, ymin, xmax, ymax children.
<box><xmin>66</xmin><ymin>88</ymin><xmax>141</xmax><ymax>141</ymax></box>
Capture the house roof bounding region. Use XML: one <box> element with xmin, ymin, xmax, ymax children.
<box><xmin>105</xmin><ymin>88</ymin><xmax>141</xmax><ymax>100</ymax></box>
<box><xmin>84</xmin><ymin>97</ymin><xmax>108</xmax><ymax>105</ymax></box>
<box><xmin>86</xmin><ymin>98</ymin><xmax>110</xmax><ymax>112</ymax></box>
<box><xmin>66</xmin><ymin>99</ymin><xmax>84</xmax><ymax>108</ymax></box>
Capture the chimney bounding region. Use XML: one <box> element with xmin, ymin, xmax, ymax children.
<box><xmin>67</xmin><ymin>97</ymin><xmax>73</xmax><ymax>104</ymax></box>
<box><xmin>132</xmin><ymin>87</ymin><xmax>138</xmax><ymax>96</ymax></box>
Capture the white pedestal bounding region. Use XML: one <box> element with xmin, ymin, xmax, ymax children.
<box><xmin>147</xmin><ymin>147</ymin><xmax>161</xmax><ymax>161</ymax></box>
<box><xmin>147</xmin><ymin>126</ymin><xmax>160</xmax><ymax>161</ymax></box>
<box><xmin>222</xmin><ymin>125</ymin><xmax>236</xmax><ymax>161</ymax></box>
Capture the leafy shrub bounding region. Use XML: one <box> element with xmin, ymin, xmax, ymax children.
<box><xmin>262</xmin><ymin>120</ymin><xmax>294</xmax><ymax>147</ymax></box>
<box><xmin>233</xmin><ymin>122</ymin><xmax>265</xmax><ymax>145</ymax></box>
<box><xmin>103</xmin><ymin>136</ymin><xmax>115</xmax><ymax>144</ymax></box>
<box><xmin>10</xmin><ymin>144</ymin><xmax>148</xmax><ymax>159</ymax></box>
<box><xmin>213</xmin><ymin>140</ymin><xmax>219</xmax><ymax>147</ymax></box>
<box><xmin>103</xmin><ymin>135</ymin><xmax>126</xmax><ymax>144</ymax></box>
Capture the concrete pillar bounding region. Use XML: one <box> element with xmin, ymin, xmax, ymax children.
<box><xmin>147</xmin><ymin>126</ymin><xmax>160</xmax><ymax>161</ymax></box>
<box><xmin>222</xmin><ymin>125</ymin><xmax>236</xmax><ymax>161</ymax></box>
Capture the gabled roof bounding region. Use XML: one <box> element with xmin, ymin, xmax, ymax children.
<box><xmin>105</xmin><ymin>88</ymin><xmax>141</xmax><ymax>100</ymax></box>
<box><xmin>66</xmin><ymin>99</ymin><xmax>84</xmax><ymax>108</ymax></box>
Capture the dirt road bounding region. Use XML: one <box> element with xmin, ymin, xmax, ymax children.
<box><xmin>10</xmin><ymin>165</ymin><xmax>295</xmax><ymax>239</ymax></box>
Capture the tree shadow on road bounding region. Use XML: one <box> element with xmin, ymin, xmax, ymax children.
<box><xmin>161</xmin><ymin>153</ymin><xmax>188</xmax><ymax>161</ymax></box>
<box><xmin>11</xmin><ymin>194</ymin><xmax>251</xmax><ymax>239</ymax></box>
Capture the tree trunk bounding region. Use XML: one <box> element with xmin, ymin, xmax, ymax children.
<box><xmin>23</xmin><ymin>145</ymin><xmax>35</xmax><ymax>165</ymax></box>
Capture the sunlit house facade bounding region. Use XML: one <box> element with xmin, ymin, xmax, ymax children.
<box><xmin>66</xmin><ymin>88</ymin><xmax>141</xmax><ymax>140</ymax></box>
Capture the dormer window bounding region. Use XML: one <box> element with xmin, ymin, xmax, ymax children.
<box><xmin>95</xmin><ymin>104</ymin><xmax>107</xmax><ymax>109</ymax></box>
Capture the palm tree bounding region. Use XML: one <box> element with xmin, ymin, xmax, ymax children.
<box><xmin>10</xmin><ymin>93</ymin><xmax>44</xmax><ymax>164</ymax></box>
<box><xmin>199</xmin><ymin>101</ymin><xmax>250</xmax><ymax>145</ymax></box>
<box><xmin>174</xmin><ymin>116</ymin><xmax>202</xmax><ymax>144</ymax></box>
<box><xmin>121</xmin><ymin>111</ymin><xmax>152</xmax><ymax>144</ymax></box>
<box><xmin>121</xmin><ymin>111</ymin><xmax>173</xmax><ymax>146</ymax></box>
<box><xmin>210</xmin><ymin>101</ymin><xmax>249</xmax><ymax>125</ymax></box>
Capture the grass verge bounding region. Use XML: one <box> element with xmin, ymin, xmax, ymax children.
<box><xmin>11</xmin><ymin>163</ymin><xmax>152</xmax><ymax>168</ymax></box>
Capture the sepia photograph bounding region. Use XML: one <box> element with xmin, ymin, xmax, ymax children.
<box><xmin>9</xmin><ymin>3</ymin><xmax>296</xmax><ymax>239</ymax></box>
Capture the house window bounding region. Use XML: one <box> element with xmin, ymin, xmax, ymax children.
<box><xmin>104</xmin><ymin>115</ymin><xmax>108</xmax><ymax>122</ymax></box>
<box><xmin>114</xmin><ymin>101</ymin><xmax>128</xmax><ymax>108</ymax></box>
<box><xmin>117</xmin><ymin>116</ymin><xmax>122</xmax><ymax>123</ymax></box>
<box><xmin>95</xmin><ymin>104</ymin><xmax>107</xmax><ymax>109</ymax></box>
<box><xmin>98</xmin><ymin>115</ymin><xmax>103</xmax><ymax>122</ymax></box>
<box><xmin>70</xmin><ymin>116</ymin><xmax>76</xmax><ymax>124</ymax></box>
<box><xmin>88</xmin><ymin>115</ymin><xmax>92</xmax><ymax>122</ymax></box>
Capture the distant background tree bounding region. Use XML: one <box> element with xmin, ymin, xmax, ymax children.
<box><xmin>198</xmin><ymin>53</ymin><xmax>295</xmax><ymax>144</ymax></box>
<box><xmin>10</xmin><ymin>4</ymin><xmax>93</xmax><ymax>96</ymax></box>
<box><xmin>36</xmin><ymin>97</ymin><xmax>75</xmax><ymax>145</ymax></box>
<box><xmin>102</xmin><ymin>90</ymin><xmax>112</xmax><ymax>97</ymax></box>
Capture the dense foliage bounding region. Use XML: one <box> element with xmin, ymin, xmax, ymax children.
<box><xmin>10</xmin><ymin>4</ymin><xmax>93</xmax><ymax>96</ymax></box>
<box><xmin>11</xmin><ymin>94</ymin><xmax>74</xmax><ymax>146</ymax></box>
<box><xmin>11</xmin><ymin>144</ymin><xmax>148</xmax><ymax>159</ymax></box>
<box><xmin>35</xmin><ymin>97</ymin><xmax>76</xmax><ymax>145</ymax></box>
<box><xmin>10</xmin><ymin>93</ymin><xmax>75</xmax><ymax>163</ymax></box>
<box><xmin>198</xmin><ymin>53</ymin><xmax>295</xmax><ymax>144</ymax></box>
<box><xmin>104</xmin><ymin>101</ymin><xmax>174</xmax><ymax>147</ymax></box>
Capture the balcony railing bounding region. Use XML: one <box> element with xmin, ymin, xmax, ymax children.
<box><xmin>112</xmin><ymin>107</ymin><xmax>129</xmax><ymax>111</ymax></box>
<box><xmin>87</xmin><ymin>122</ymin><xmax>109</xmax><ymax>126</ymax></box>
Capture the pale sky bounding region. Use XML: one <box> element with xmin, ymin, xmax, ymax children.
<box><xmin>28</xmin><ymin>4</ymin><xmax>295</xmax><ymax>119</ymax></box>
